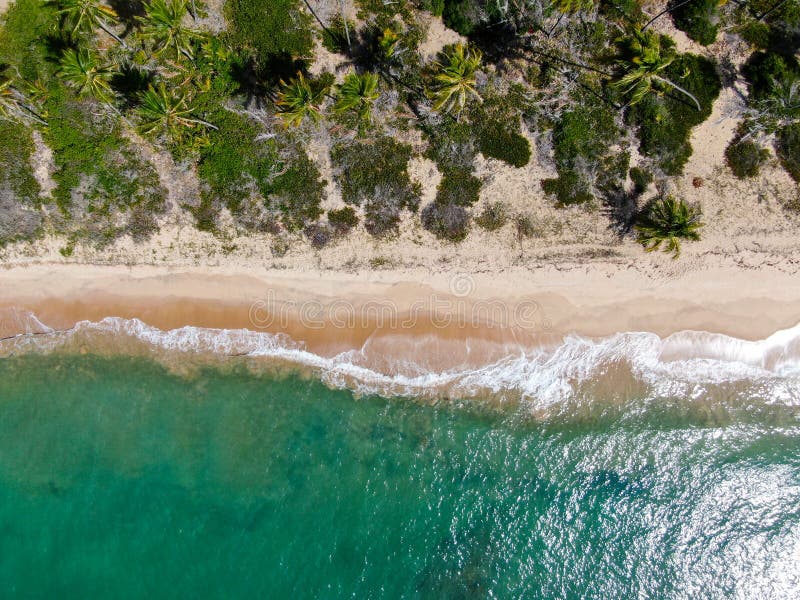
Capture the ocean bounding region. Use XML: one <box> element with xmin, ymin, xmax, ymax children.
<box><xmin>1</xmin><ymin>318</ymin><xmax>799</xmax><ymax>598</ymax></box>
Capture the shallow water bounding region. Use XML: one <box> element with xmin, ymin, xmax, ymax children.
<box><xmin>1</xmin><ymin>351</ymin><xmax>799</xmax><ymax>598</ymax></box>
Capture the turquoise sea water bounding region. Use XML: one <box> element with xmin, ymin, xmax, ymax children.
<box><xmin>1</xmin><ymin>351</ymin><xmax>799</xmax><ymax>598</ymax></box>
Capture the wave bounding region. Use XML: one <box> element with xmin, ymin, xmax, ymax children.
<box><xmin>2</xmin><ymin>310</ymin><xmax>800</xmax><ymax>407</ymax></box>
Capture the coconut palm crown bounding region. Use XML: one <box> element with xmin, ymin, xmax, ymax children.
<box><xmin>138</xmin><ymin>0</ymin><xmax>205</xmax><ymax>61</ymax></box>
<box><xmin>334</xmin><ymin>72</ymin><xmax>380</xmax><ymax>127</ymax></box>
<box><xmin>429</xmin><ymin>43</ymin><xmax>482</xmax><ymax>118</ymax></box>
<box><xmin>59</xmin><ymin>48</ymin><xmax>115</xmax><ymax>103</ymax></box>
<box><xmin>612</xmin><ymin>28</ymin><xmax>701</xmax><ymax>111</ymax></box>
<box><xmin>137</xmin><ymin>82</ymin><xmax>215</xmax><ymax>140</ymax></box>
<box><xmin>636</xmin><ymin>195</ymin><xmax>703</xmax><ymax>258</ymax></box>
<box><xmin>54</xmin><ymin>0</ymin><xmax>126</xmax><ymax>46</ymax></box>
<box><xmin>275</xmin><ymin>72</ymin><xmax>328</xmax><ymax>127</ymax></box>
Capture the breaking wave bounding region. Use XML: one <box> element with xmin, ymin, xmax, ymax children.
<box><xmin>2</xmin><ymin>309</ymin><xmax>800</xmax><ymax>407</ymax></box>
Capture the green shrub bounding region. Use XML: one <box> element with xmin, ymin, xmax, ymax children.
<box><xmin>743</xmin><ymin>52</ymin><xmax>800</xmax><ymax>101</ymax></box>
<box><xmin>435</xmin><ymin>171</ymin><xmax>481</xmax><ymax>206</ymax></box>
<box><xmin>197</xmin><ymin>109</ymin><xmax>271</xmax><ymax>213</ymax></box>
<box><xmin>776</xmin><ymin>123</ymin><xmax>800</xmax><ymax>181</ymax></box>
<box><xmin>629</xmin><ymin>166</ymin><xmax>654</xmax><ymax>194</ymax></box>
<box><xmin>0</xmin><ymin>0</ymin><xmax>56</xmax><ymax>79</ymax></box>
<box><xmin>747</xmin><ymin>0</ymin><xmax>800</xmax><ymax>26</ymax></box>
<box><xmin>0</xmin><ymin>121</ymin><xmax>41</xmax><ymax>246</ymax></box>
<box><xmin>332</xmin><ymin>136</ymin><xmax>419</xmax><ymax>236</ymax></box>
<box><xmin>544</xmin><ymin>103</ymin><xmax>626</xmax><ymax>205</ymax></box>
<box><xmin>670</xmin><ymin>0</ymin><xmax>720</xmax><ymax>46</ymax></box>
<box><xmin>225</xmin><ymin>0</ymin><xmax>314</xmax><ymax>65</ymax></box>
<box><xmin>737</xmin><ymin>21</ymin><xmax>771</xmax><ymax>49</ymax></box>
<box><xmin>477</xmin><ymin>121</ymin><xmax>531</xmax><ymax>167</ymax></box>
<box><xmin>628</xmin><ymin>53</ymin><xmax>721</xmax><ymax>175</ymax></box>
<box><xmin>272</xmin><ymin>151</ymin><xmax>325</xmax><ymax>230</ymax></box>
<box><xmin>424</xmin><ymin>119</ymin><xmax>476</xmax><ymax>173</ymax></box>
<box><xmin>422</xmin><ymin>0</ymin><xmax>446</xmax><ymax>16</ymax></box>
<box><xmin>328</xmin><ymin>206</ymin><xmax>359</xmax><ymax>233</ymax></box>
<box><xmin>441</xmin><ymin>0</ymin><xmax>483</xmax><ymax>36</ymax></box>
<box><xmin>474</xmin><ymin>201</ymin><xmax>508</xmax><ymax>231</ymax></box>
<box><xmin>542</xmin><ymin>170</ymin><xmax>594</xmax><ymax>206</ymax></box>
<box><xmin>321</xmin><ymin>16</ymin><xmax>356</xmax><ymax>54</ymax></box>
<box><xmin>725</xmin><ymin>139</ymin><xmax>769</xmax><ymax>178</ymax></box>
<box><xmin>421</xmin><ymin>202</ymin><xmax>470</xmax><ymax>242</ymax></box>
<box><xmin>44</xmin><ymin>88</ymin><xmax>166</xmax><ymax>244</ymax></box>
<box><xmin>197</xmin><ymin>108</ymin><xmax>323</xmax><ymax>231</ymax></box>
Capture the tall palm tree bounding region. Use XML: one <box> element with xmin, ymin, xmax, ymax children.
<box><xmin>137</xmin><ymin>82</ymin><xmax>216</xmax><ymax>139</ymax></box>
<box><xmin>55</xmin><ymin>0</ymin><xmax>128</xmax><ymax>47</ymax></box>
<box><xmin>636</xmin><ymin>196</ymin><xmax>703</xmax><ymax>258</ymax></box>
<box><xmin>334</xmin><ymin>72</ymin><xmax>379</xmax><ymax>128</ymax></box>
<box><xmin>58</xmin><ymin>48</ymin><xmax>115</xmax><ymax>103</ymax></box>
<box><xmin>275</xmin><ymin>72</ymin><xmax>327</xmax><ymax>127</ymax></box>
<box><xmin>429</xmin><ymin>43</ymin><xmax>482</xmax><ymax>119</ymax></box>
<box><xmin>138</xmin><ymin>0</ymin><xmax>205</xmax><ymax>62</ymax></box>
<box><xmin>612</xmin><ymin>28</ymin><xmax>702</xmax><ymax>111</ymax></box>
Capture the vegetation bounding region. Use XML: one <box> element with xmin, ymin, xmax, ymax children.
<box><xmin>776</xmin><ymin>123</ymin><xmax>800</xmax><ymax>182</ymax></box>
<box><xmin>333</xmin><ymin>72</ymin><xmax>380</xmax><ymax>130</ymax></box>
<box><xmin>0</xmin><ymin>121</ymin><xmax>41</xmax><ymax>245</ymax></box>
<box><xmin>725</xmin><ymin>138</ymin><xmax>769</xmax><ymax>178</ymax></box>
<box><xmin>275</xmin><ymin>72</ymin><xmax>328</xmax><ymax>127</ymax></box>
<box><xmin>636</xmin><ymin>196</ymin><xmax>703</xmax><ymax>258</ymax></box>
<box><xmin>626</xmin><ymin>52</ymin><xmax>721</xmax><ymax>174</ymax></box>
<box><xmin>670</xmin><ymin>0</ymin><xmax>721</xmax><ymax>46</ymax></box>
<box><xmin>421</xmin><ymin>201</ymin><xmax>470</xmax><ymax>241</ymax></box>
<box><xmin>0</xmin><ymin>0</ymin><xmax>775</xmax><ymax>258</ymax></box>
<box><xmin>331</xmin><ymin>137</ymin><xmax>419</xmax><ymax>236</ymax></box>
<box><xmin>428</xmin><ymin>43</ymin><xmax>482</xmax><ymax>119</ymax></box>
<box><xmin>474</xmin><ymin>201</ymin><xmax>508</xmax><ymax>231</ymax></box>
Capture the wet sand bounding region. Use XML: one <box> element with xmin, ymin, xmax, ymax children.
<box><xmin>1</xmin><ymin>264</ymin><xmax>799</xmax><ymax>350</ymax></box>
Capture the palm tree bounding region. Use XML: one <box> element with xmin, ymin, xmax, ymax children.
<box><xmin>275</xmin><ymin>72</ymin><xmax>327</xmax><ymax>127</ymax></box>
<box><xmin>138</xmin><ymin>0</ymin><xmax>205</xmax><ymax>62</ymax></box>
<box><xmin>0</xmin><ymin>72</ymin><xmax>47</xmax><ymax>125</ymax></box>
<box><xmin>612</xmin><ymin>28</ymin><xmax>701</xmax><ymax>111</ymax></box>
<box><xmin>58</xmin><ymin>48</ymin><xmax>115</xmax><ymax>103</ymax></box>
<box><xmin>636</xmin><ymin>196</ymin><xmax>703</xmax><ymax>258</ymax></box>
<box><xmin>334</xmin><ymin>72</ymin><xmax>379</xmax><ymax>128</ymax></box>
<box><xmin>378</xmin><ymin>26</ymin><xmax>401</xmax><ymax>61</ymax></box>
<box><xmin>429</xmin><ymin>43</ymin><xmax>482</xmax><ymax>119</ymax></box>
<box><xmin>137</xmin><ymin>82</ymin><xmax>216</xmax><ymax>139</ymax></box>
<box><xmin>54</xmin><ymin>0</ymin><xmax>128</xmax><ymax>47</ymax></box>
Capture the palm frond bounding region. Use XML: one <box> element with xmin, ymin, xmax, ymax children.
<box><xmin>276</xmin><ymin>72</ymin><xmax>327</xmax><ymax>127</ymax></box>
<box><xmin>635</xmin><ymin>195</ymin><xmax>703</xmax><ymax>258</ymax></box>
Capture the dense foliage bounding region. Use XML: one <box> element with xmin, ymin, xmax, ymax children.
<box><xmin>1</xmin><ymin>0</ymin><xmax>792</xmax><ymax>258</ymax></box>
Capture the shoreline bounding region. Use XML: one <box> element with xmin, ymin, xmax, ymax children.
<box><xmin>1</xmin><ymin>263</ymin><xmax>799</xmax><ymax>346</ymax></box>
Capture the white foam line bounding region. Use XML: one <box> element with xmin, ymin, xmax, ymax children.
<box><xmin>3</xmin><ymin>315</ymin><xmax>800</xmax><ymax>406</ymax></box>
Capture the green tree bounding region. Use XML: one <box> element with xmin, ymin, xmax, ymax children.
<box><xmin>612</xmin><ymin>28</ymin><xmax>702</xmax><ymax>111</ymax></box>
<box><xmin>275</xmin><ymin>72</ymin><xmax>327</xmax><ymax>127</ymax></box>
<box><xmin>429</xmin><ymin>43</ymin><xmax>482</xmax><ymax>119</ymax></box>
<box><xmin>138</xmin><ymin>0</ymin><xmax>205</xmax><ymax>61</ymax></box>
<box><xmin>54</xmin><ymin>0</ymin><xmax>127</xmax><ymax>47</ymax></box>
<box><xmin>137</xmin><ymin>82</ymin><xmax>216</xmax><ymax>140</ymax></box>
<box><xmin>58</xmin><ymin>48</ymin><xmax>115</xmax><ymax>103</ymax></box>
<box><xmin>636</xmin><ymin>196</ymin><xmax>703</xmax><ymax>258</ymax></box>
<box><xmin>334</xmin><ymin>72</ymin><xmax>379</xmax><ymax>129</ymax></box>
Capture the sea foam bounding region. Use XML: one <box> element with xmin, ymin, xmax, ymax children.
<box><xmin>2</xmin><ymin>312</ymin><xmax>800</xmax><ymax>407</ymax></box>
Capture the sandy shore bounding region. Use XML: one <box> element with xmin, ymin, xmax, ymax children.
<box><xmin>1</xmin><ymin>264</ymin><xmax>799</xmax><ymax>353</ymax></box>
